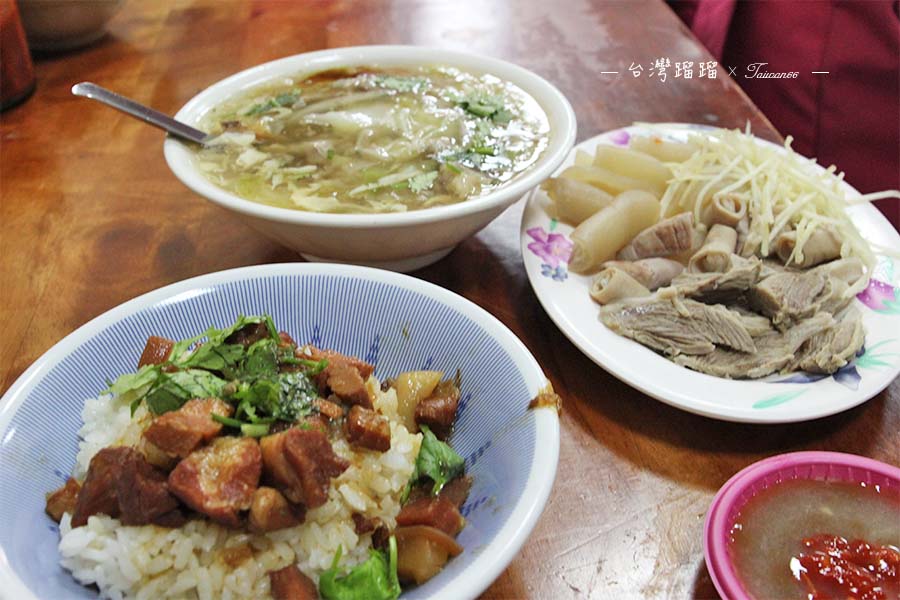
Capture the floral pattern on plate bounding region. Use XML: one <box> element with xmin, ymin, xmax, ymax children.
<box><xmin>526</xmin><ymin>220</ymin><xmax>573</xmax><ymax>282</ymax></box>
<box><xmin>857</xmin><ymin>279</ymin><xmax>900</xmax><ymax>314</ymax></box>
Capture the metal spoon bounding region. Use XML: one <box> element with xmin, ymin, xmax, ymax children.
<box><xmin>71</xmin><ymin>82</ymin><xmax>211</xmax><ymax>145</ymax></box>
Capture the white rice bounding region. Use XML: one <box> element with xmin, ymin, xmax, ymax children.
<box><xmin>59</xmin><ymin>379</ymin><xmax>421</xmax><ymax>599</ymax></box>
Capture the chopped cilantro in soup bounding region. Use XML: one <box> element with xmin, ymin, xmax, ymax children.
<box><xmin>195</xmin><ymin>66</ymin><xmax>550</xmax><ymax>213</ymax></box>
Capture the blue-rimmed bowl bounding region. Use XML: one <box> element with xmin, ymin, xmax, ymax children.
<box><xmin>0</xmin><ymin>263</ymin><xmax>559</xmax><ymax>600</ymax></box>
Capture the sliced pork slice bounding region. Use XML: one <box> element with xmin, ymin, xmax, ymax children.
<box><xmin>748</xmin><ymin>269</ymin><xmax>827</xmax><ymax>330</ymax></box>
<box><xmin>45</xmin><ymin>477</ymin><xmax>81</xmax><ymax>523</ymax></box>
<box><xmin>600</xmin><ymin>297</ymin><xmax>756</xmax><ymax>356</ymax></box>
<box><xmin>345</xmin><ymin>405</ymin><xmax>391</xmax><ymax>451</ymax></box>
<box><xmin>817</xmin><ymin>257</ymin><xmax>866</xmax><ymax>288</ymax></box>
<box><xmin>732</xmin><ymin>310</ymin><xmax>776</xmax><ymax>338</ymax></box>
<box><xmin>671</xmin><ymin>254</ymin><xmax>763</xmax><ymax>303</ymax></box>
<box><xmin>143</xmin><ymin>397</ymin><xmax>234</xmax><ymax>459</ymax></box>
<box><xmin>673</xmin><ymin>312</ymin><xmax>834</xmax><ymax>378</ymax></box>
<box><xmin>269</xmin><ymin>564</ymin><xmax>318</xmax><ymax>600</ymax></box>
<box><xmin>789</xmin><ymin>306</ymin><xmax>865</xmax><ymax>374</ymax></box>
<box><xmin>813</xmin><ymin>258</ymin><xmax>866</xmax><ymax>316</ymax></box>
<box><xmin>749</xmin><ymin>257</ymin><xmax>865</xmax><ymax>331</ymax></box>
<box><xmin>168</xmin><ymin>436</ymin><xmax>262</xmax><ymax>527</ymax></box>
<box><xmin>814</xmin><ymin>276</ymin><xmax>854</xmax><ymax>317</ymax></box>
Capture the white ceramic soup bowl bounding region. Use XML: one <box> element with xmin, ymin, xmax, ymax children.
<box><xmin>0</xmin><ymin>263</ymin><xmax>560</xmax><ymax>600</ymax></box>
<box><xmin>164</xmin><ymin>45</ymin><xmax>576</xmax><ymax>272</ymax></box>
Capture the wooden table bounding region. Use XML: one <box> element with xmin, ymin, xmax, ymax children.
<box><xmin>1</xmin><ymin>1</ymin><xmax>896</xmax><ymax>598</ymax></box>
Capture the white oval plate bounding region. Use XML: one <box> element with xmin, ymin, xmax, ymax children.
<box><xmin>520</xmin><ymin>123</ymin><xmax>900</xmax><ymax>423</ymax></box>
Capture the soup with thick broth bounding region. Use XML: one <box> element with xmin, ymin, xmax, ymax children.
<box><xmin>195</xmin><ymin>66</ymin><xmax>550</xmax><ymax>214</ymax></box>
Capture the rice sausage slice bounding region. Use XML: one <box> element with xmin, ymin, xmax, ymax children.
<box><xmin>168</xmin><ymin>436</ymin><xmax>262</xmax><ymax>527</ymax></box>
<box><xmin>269</xmin><ymin>564</ymin><xmax>318</xmax><ymax>600</ymax></box>
<box><xmin>143</xmin><ymin>398</ymin><xmax>234</xmax><ymax>459</ymax></box>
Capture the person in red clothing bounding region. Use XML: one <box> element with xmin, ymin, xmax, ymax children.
<box><xmin>670</xmin><ymin>0</ymin><xmax>899</xmax><ymax>227</ymax></box>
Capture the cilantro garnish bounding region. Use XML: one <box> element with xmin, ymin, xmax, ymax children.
<box><xmin>107</xmin><ymin>315</ymin><xmax>327</xmax><ymax>436</ymax></box>
<box><xmin>457</xmin><ymin>92</ymin><xmax>512</xmax><ymax>124</ymax></box>
<box><xmin>319</xmin><ymin>537</ymin><xmax>401</xmax><ymax>600</ymax></box>
<box><xmin>404</xmin><ymin>425</ymin><xmax>465</xmax><ymax>498</ymax></box>
<box><xmin>243</xmin><ymin>91</ymin><xmax>300</xmax><ymax>116</ymax></box>
<box><xmin>408</xmin><ymin>171</ymin><xmax>438</xmax><ymax>193</ymax></box>
<box><xmin>374</xmin><ymin>75</ymin><xmax>427</xmax><ymax>93</ymax></box>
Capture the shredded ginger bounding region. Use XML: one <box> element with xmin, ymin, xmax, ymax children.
<box><xmin>653</xmin><ymin>124</ymin><xmax>899</xmax><ymax>295</ymax></box>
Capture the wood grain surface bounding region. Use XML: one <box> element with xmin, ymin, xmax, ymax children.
<box><xmin>1</xmin><ymin>1</ymin><xmax>896</xmax><ymax>598</ymax></box>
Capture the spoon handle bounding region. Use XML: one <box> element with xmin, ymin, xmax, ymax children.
<box><xmin>71</xmin><ymin>82</ymin><xmax>211</xmax><ymax>145</ymax></box>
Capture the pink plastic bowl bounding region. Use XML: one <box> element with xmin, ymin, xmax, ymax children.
<box><xmin>703</xmin><ymin>451</ymin><xmax>900</xmax><ymax>600</ymax></box>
